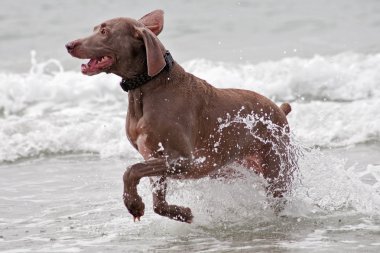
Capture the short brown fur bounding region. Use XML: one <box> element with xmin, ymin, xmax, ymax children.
<box><xmin>66</xmin><ymin>10</ymin><xmax>296</xmax><ymax>223</ymax></box>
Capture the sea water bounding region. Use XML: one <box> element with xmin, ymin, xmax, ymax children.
<box><xmin>1</xmin><ymin>0</ymin><xmax>380</xmax><ymax>252</ymax></box>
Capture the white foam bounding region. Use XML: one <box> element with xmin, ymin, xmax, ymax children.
<box><xmin>288</xmin><ymin>100</ymin><xmax>380</xmax><ymax>147</ymax></box>
<box><xmin>0</xmin><ymin>52</ymin><xmax>380</xmax><ymax>161</ymax></box>
<box><xmin>0</xmin><ymin>52</ymin><xmax>139</xmax><ymax>162</ymax></box>
<box><xmin>184</xmin><ymin>52</ymin><xmax>380</xmax><ymax>101</ymax></box>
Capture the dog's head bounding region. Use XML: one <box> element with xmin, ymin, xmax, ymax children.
<box><xmin>65</xmin><ymin>10</ymin><xmax>166</xmax><ymax>78</ymax></box>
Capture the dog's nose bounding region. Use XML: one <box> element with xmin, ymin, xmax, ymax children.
<box><xmin>65</xmin><ymin>41</ymin><xmax>78</xmax><ymax>53</ymax></box>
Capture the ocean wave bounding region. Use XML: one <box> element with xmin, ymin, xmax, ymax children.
<box><xmin>0</xmin><ymin>52</ymin><xmax>380</xmax><ymax>162</ymax></box>
<box><xmin>288</xmin><ymin>99</ymin><xmax>380</xmax><ymax>147</ymax></box>
<box><xmin>184</xmin><ymin>52</ymin><xmax>380</xmax><ymax>102</ymax></box>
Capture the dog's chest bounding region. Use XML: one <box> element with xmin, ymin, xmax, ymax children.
<box><xmin>126</xmin><ymin>91</ymin><xmax>154</xmax><ymax>160</ymax></box>
<box><xmin>126</xmin><ymin>117</ymin><xmax>153</xmax><ymax>160</ymax></box>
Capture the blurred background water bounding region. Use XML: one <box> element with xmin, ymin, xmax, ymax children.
<box><xmin>1</xmin><ymin>0</ymin><xmax>380</xmax><ymax>252</ymax></box>
<box><xmin>2</xmin><ymin>0</ymin><xmax>380</xmax><ymax>71</ymax></box>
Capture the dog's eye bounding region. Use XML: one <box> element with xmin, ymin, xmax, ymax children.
<box><xmin>100</xmin><ymin>28</ymin><xmax>107</xmax><ymax>35</ymax></box>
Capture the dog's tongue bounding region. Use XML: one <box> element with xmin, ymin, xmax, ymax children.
<box><xmin>81</xmin><ymin>59</ymin><xmax>97</xmax><ymax>75</ymax></box>
<box><xmin>81</xmin><ymin>57</ymin><xmax>113</xmax><ymax>75</ymax></box>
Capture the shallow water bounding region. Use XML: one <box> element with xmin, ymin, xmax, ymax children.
<box><xmin>1</xmin><ymin>0</ymin><xmax>380</xmax><ymax>252</ymax></box>
<box><xmin>0</xmin><ymin>148</ymin><xmax>379</xmax><ymax>252</ymax></box>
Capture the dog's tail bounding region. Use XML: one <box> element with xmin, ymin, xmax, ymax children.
<box><xmin>280</xmin><ymin>103</ymin><xmax>292</xmax><ymax>116</ymax></box>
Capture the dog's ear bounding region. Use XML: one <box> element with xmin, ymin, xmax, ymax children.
<box><xmin>138</xmin><ymin>9</ymin><xmax>164</xmax><ymax>35</ymax></box>
<box><xmin>135</xmin><ymin>26</ymin><xmax>165</xmax><ymax>77</ymax></box>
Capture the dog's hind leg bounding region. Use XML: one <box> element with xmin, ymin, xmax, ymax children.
<box><xmin>262</xmin><ymin>149</ymin><xmax>289</xmax><ymax>198</ymax></box>
<box><xmin>260</xmin><ymin>135</ymin><xmax>297</xmax><ymax>214</ymax></box>
<box><xmin>241</xmin><ymin>153</ymin><xmax>265</xmax><ymax>175</ymax></box>
<box><xmin>150</xmin><ymin>177</ymin><xmax>193</xmax><ymax>223</ymax></box>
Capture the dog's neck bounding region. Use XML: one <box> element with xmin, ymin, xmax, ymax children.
<box><xmin>119</xmin><ymin>51</ymin><xmax>174</xmax><ymax>92</ymax></box>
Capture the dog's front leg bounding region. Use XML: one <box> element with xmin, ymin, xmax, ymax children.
<box><xmin>123</xmin><ymin>159</ymin><xmax>166</xmax><ymax>221</ymax></box>
<box><xmin>123</xmin><ymin>158</ymin><xmax>193</xmax><ymax>221</ymax></box>
<box><xmin>151</xmin><ymin>177</ymin><xmax>193</xmax><ymax>223</ymax></box>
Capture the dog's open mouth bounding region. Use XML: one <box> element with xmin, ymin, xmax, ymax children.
<box><xmin>81</xmin><ymin>56</ymin><xmax>114</xmax><ymax>75</ymax></box>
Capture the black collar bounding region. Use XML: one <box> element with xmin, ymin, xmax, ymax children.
<box><xmin>120</xmin><ymin>50</ymin><xmax>174</xmax><ymax>92</ymax></box>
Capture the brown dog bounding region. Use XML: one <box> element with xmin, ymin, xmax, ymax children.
<box><xmin>66</xmin><ymin>10</ymin><xmax>296</xmax><ymax>223</ymax></box>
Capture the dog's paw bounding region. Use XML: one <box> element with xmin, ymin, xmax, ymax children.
<box><xmin>172</xmin><ymin>206</ymin><xmax>193</xmax><ymax>223</ymax></box>
<box><xmin>154</xmin><ymin>204</ymin><xmax>193</xmax><ymax>223</ymax></box>
<box><xmin>123</xmin><ymin>193</ymin><xmax>145</xmax><ymax>221</ymax></box>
